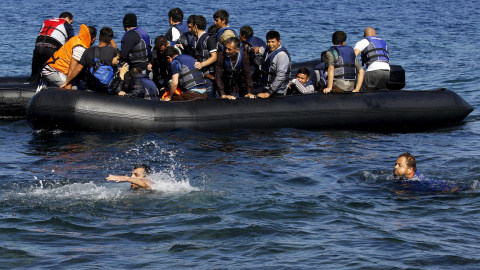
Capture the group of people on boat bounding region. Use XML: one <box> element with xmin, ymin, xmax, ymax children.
<box><xmin>29</xmin><ymin>8</ymin><xmax>392</xmax><ymax>102</ymax></box>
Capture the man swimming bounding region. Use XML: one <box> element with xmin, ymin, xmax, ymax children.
<box><xmin>393</xmin><ymin>153</ymin><xmax>459</xmax><ymax>192</ymax></box>
<box><xmin>106</xmin><ymin>164</ymin><xmax>152</xmax><ymax>190</ymax></box>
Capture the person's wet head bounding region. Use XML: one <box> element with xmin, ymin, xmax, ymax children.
<box><xmin>394</xmin><ymin>152</ymin><xmax>416</xmax><ymax>179</ymax></box>
<box><xmin>130</xmin><ymin>164</ymin><xmax>152</xmax><ymax>189</ymax></box>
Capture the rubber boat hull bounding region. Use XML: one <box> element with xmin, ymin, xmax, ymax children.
<box><xmin>26</xmin><ymin>88</ymin><xmax>473</xmax><ymax>133</ymax></box>
<box><xmin>0</xmin><ymin>64</ymin><xmax>406</xmax><ymax>118</ymax></box>
<box><xmin>0</xmin><ymin>76</ymin><xmax>36</xmax><ymax>117</ymax></box>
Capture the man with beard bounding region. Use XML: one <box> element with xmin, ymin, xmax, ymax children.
<box><xmin>393</xmin><ymin>153</ymin><xmax>461</xmax><ymax>192</ymax></box>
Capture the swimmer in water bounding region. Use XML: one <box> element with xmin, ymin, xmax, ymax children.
<box><xmin>106</xmin><ymin>164</ymin><xmax>152</xmax><ymax>190</ymax></box>
<box><xmin>393</xmin><ymin>153</ymin><xmax>459</xmax><ymax>192</ymax></box>
<box><xmin>393</xmin><ymin>152</ymin><xmax>417</xmax><ymax>179</ymax></box>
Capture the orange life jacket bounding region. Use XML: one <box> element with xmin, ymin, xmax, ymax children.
<box><xmin>161</xmin><ymin>88</ymin><xmax>182</xmax><ymax>100</ymax></box>
<box><xmin>47</xmin><ymin>24</ymin><xmax>92</xmax><ymax>74</ymax></box>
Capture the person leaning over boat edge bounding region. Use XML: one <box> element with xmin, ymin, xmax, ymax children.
<box><xmin>354</xmin><ymin>27</ymin><xmax>390</xmax><ymax>91</ymax></box>
<box><xmin>257</xmin><ymin>31</ymin><xmax>292</xmax><ymax>99</ymax></box>
<box><xmin>163</xmin><ymin>46</ymin><xmax>208</xmax><ymax>101</ymax></box>
<box><xmin>286</xmin><ymin>68</ymin><xmax>316</xmax><ymax>95</ymax></box>
<box><xmin>106</xmin><ymin>164</ymin><xmax>152</xmax><ymax>190</ymax></box>
<box><xmin>60</xmin><ymin>26</ymin><xmax>117</xmax><ymax>91</ymax></box>
<box><xmin>42</xmin><ymin>25</ymin><xmax>96</xmax><ymax>89</ymax></box>
<box><xmin>323</xmin><ymin>31</ymin><xmax>364</xmax><ymax>94</ymax></box>
<box><xmin>30</xmin><ymin>12</ymin><xmax>74</xmax><ymax>84</ymax></box>
<box><xmin>215</xmin><ymin>37</ymin><xmax>255</xmax><ymax>99</ymax></box>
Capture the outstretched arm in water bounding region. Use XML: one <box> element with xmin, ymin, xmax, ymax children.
<box><xmin>106</xmin><ymin>175</ymin><xmax>152</xmax><ymax>189</ymax></box>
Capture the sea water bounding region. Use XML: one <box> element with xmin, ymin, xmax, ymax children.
<box><xmin>1</xmin><ymin>0</ymin><xmax>480</xmax><ymax>268</ymax></box>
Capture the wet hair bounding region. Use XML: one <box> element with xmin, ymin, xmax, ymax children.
<box><xmin>164</xmin><ymin>46</ymin><xmax>179</xmax><ymax>58</ymax></box>
<box><xmin>193</xmin><ymin>15</ymin><xmax>207</xmax><ymax>31</ymax></box>
<box><xmin>297</xmin><ymin>67</ymin><xmax>310</xmax><ymax>78</ymax></box>
<box><xmin>399</xmin><ymin>152</ymin><xmax>416</xmax><ymax>172</ymax></box>
<box><xmin>154</xmin><ymin>35</ymin><xmax>168</xmax><ymax>49</ymax></box>
<box><xmin>168</xmin><ymin>7</ymin><xmax>183</xmax><ymax>23</ymax></box>
<box><xmin>213</xmin><ymin>9</ymin><xmax>229</xmax><ymax>24</ymax></box>
<box><xmin>134</xmin><ymin>164</ymin><xmax>152</xmax><ymax>175</ymax></box>
<box><xmin>332</xmin><ymin>31</ymin><xmax>347</xmax><ymax>45</ymax></box>
<box><xmin>225</xmin><ymin>37</ymin><xmax>240</xmax><ymax>49</ymax></box>
<box><xmin>87</xmin><ymin>26</ymin><xmax>97</xmax><ymax>42</ymax></box>
<box><xmin>98</xmin><ymin>27</ymin><xmax>114</xmax><ymax>43</ymax></box>
<box><xmin>240</xmin><ymin>25</ymin><xmax>254</xmax><ymax>39</ymax></box>
<box><xmin>59</xmin><ymin>12</ymin><xmax>73</xmax><ymax>21</ymax></box>
<box><xmin>266</xmin><ymin>30</ymin><xmax>280</xmax><ymax>41</ymax></box>
<box><xmin>187</xmin><ymin>15</ymin><xmax>196</xmax><ymax>24</ymax></box>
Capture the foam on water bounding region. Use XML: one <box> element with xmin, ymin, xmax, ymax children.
<box><xmin>3</xmin><ymin>171</ymin><xmax>198</xmax><ymax>205</ymax></box>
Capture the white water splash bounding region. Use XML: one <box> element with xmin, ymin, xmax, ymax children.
<box><xmin>149</xmin><ymin>171</ymin><xmax>199</xmax><ymax>194</ymax></box>
<box><xmin>29</xmin><ymin>181</ymin><xmax>123</xmax><ymax>200</ymax></box>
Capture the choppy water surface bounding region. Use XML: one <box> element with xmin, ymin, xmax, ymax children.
<box><xmin>1</xmin><ymin>0</ymin><xmax>480</xmax><ymax>268</ymax></box>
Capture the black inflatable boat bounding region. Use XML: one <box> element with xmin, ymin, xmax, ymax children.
<box><xmin>0</xmin><ymin>76</ymin><xmax>36</xmax><ymax>117</ymax></box>
<box><xmin>26</xmin><ymin>87</ymin><xmax>473</xmax><ymax>133</ymax></box>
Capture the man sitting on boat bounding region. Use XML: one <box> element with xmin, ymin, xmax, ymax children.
<box><xmin>286</xmin><ymin>68</ymin><xmax>316</xmax><ymax>95</ymax></box>
<box><xmin>257</xmin><ymin>31</ymin><xmax>291</xmax><ymax>98</ymax></box>
<box><xmin>354</xmin><ymin>27</ymin><xmax>390</xmax><ymax>91</ymax></box>
<box><xmin>163</xmin><ymin>46</ymin><xmax>208</xmax><ymax>101</ymax></box>
<box><xmin>215</xmin><ymin>37</ymin><xmax>255</xmax><ymax>99</ymax></box>
<box><xmin>106</xmin><ymin>164</ymin><xmax>152</xmax><ymax>190</ymax></box>
<box><xmin>322</xmin><ymin>31</ymin><xmax>364</xmax><ymax>94</ymax></box>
